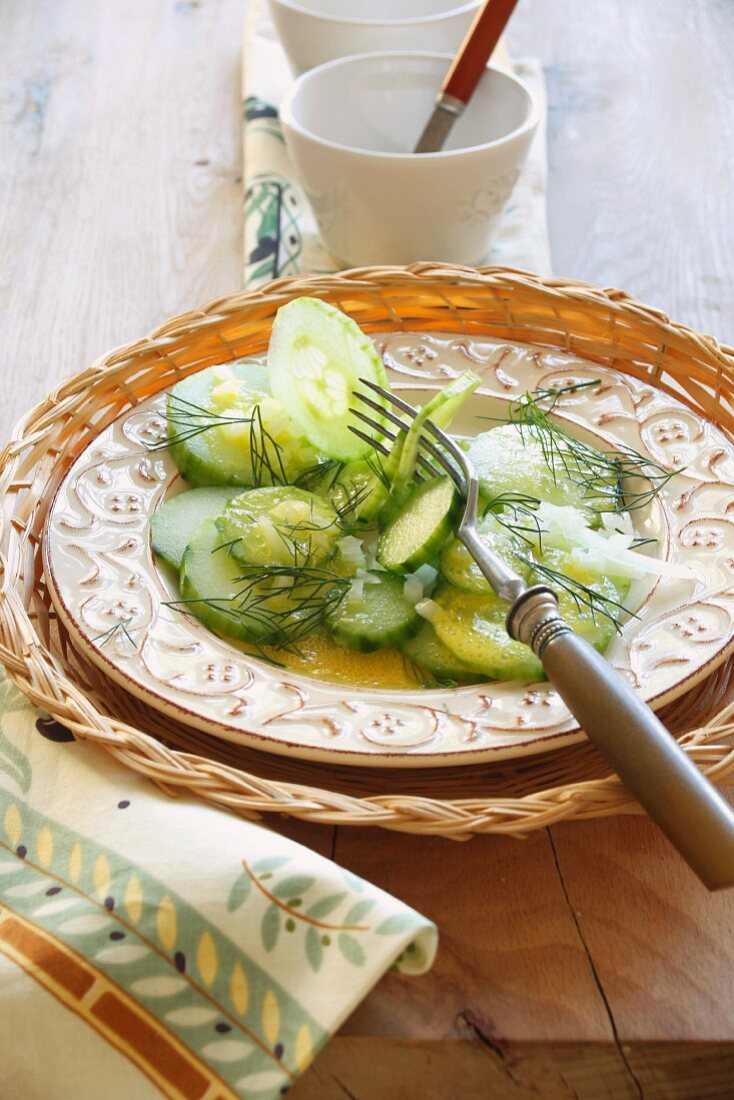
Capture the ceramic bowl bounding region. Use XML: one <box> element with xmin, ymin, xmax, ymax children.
<box><xmin>268</xmin><ymin>0</ymin><xmax>482</xmax><ymax>74</ymax></box>
<box><xmin>279</xmin><ymin>52</ymin><xmax>538</xmax><ymax>267</ymax></box>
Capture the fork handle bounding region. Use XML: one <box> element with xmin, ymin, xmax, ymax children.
<box><xmin>508</xmin><ymin>587</ymin><xmax>734</xmax><ymax>891</ymax></box>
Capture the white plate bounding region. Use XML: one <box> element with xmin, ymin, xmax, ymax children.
<box><xmin>43</xmin><ymin>332</ymin><xmax>734</xmax><ymax>767</ymax></box>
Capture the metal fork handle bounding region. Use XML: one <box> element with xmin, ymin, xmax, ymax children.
<box><xmin>507</xmin><ymin>587</ymin><xmax>734</xmax><ymax>891</ymax></box>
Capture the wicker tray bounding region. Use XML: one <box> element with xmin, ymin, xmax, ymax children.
<box><xmin>3</xmin><ymin>264</ymin><xmax>734</xmax><ymax>838</ymax></box>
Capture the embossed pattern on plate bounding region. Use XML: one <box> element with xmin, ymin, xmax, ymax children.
<box><xmin>43</xmin><ymin>334</ymin><xmax>734</xmax><ymax>767</ymax></box>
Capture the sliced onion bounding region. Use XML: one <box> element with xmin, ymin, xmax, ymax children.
<box><xmin>403</xmin><ymin>575</ymin><xmax>424</xmax><ymax>605</ymax></box>
<box><xmin>416</xmin><ymin>598</ymin><xmax>440</xmax><ymax>622</ymax></box>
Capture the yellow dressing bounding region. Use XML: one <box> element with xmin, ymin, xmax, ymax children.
<box><xmin>261</xmin><ymin>631</ymin><xmax>419</xmax><ymax>690</ymax></box>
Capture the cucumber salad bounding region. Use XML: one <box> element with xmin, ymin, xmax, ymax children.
<box><xmin>149</xmin><ymin>297</ymin><xmax>683</xmax><ymax>688</ymax></box>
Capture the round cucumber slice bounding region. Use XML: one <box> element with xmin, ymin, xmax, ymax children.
<box><xmin>326</xmin><ymin>572</ymin><xmax>420</xmax><ymax>652</ymax></box>
<box><xmin>167</xmin><ymin>361</ymin><xmax>317</xmax><ymax>487</ymax></box>
<box><xmin>215</xmin><ymin>486</ymin><xmax>340</xmax><ymax>568</ymax></box>
<box><xmin>180</xmin><ymin>519</ymin><xmax>333</xmax><ymax>646</ymax></box>
<box><xmin>150</xmin><ymin>486</ymin><xmax>240</xmax><ymax>571</ymax></box>
<box><xmin>440</xmin><ymin>514</ymin><xmax>531</xmax><ymax>593</ymax></box>
<box><xmin>268</xmin><ymin>297</ymin><xmax>388</xmax><ymax>461</ymax></box>
<box><xmin>531</xmin><ymin>546</ymin><xmax>631</xmax><ymax>654</ymax></box>
<box><xmin>400</xmin><ymin>623</ymin><xmax>481</xmax><ymax>685</ymax></box>
<box><xmin>468</xmin><ymin>424</ymin><xmax>620</xmax><ymax>513</ymax></box>
<box><xmin>431</xmin><ymin>587</ymin><xmax>544</xmax><ymax>682</ymax></box>
<box><xmin>377</xmin><ymin>476</ymin><xmax>458</xmax><ymax>574</ymax></box>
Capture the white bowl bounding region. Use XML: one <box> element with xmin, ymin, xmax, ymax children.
<box><xmin>269</xmin><ymin>0</ymin><xmax>482</xmax><ymax>74</ymax></box>
<box><xmin>280</xmin><ymin>52</ymin><xmax>538</xmax><ymax>267</ymax></box>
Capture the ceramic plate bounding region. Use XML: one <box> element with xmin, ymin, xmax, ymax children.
<box><xmin>43</xmin><ymin>332</ymin><xmax>734</xmax><ymax>767</ymax></box>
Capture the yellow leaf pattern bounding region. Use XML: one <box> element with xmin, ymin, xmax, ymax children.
<box><xmin>197</xmin><ymin>931</ymin><xmax>218</xmax><ymax>987</ymax></box>
<box><xmin>93</xmin><ymin>853</ymin><xmax>111</xmax><ymax>899</ymax></box>
<box><xmin>156</xmin><ymin>893</ymin><xmax>177</xmax><ymax>951</ymax></box>
<box><xmin>230</xmin><ymin>962</ymin><xmax>249</xmax><ymax>1015</ymax></box>
<box><xmin>4</xmin><ymin>803</ymin><xmax>21</xmax><ymax>848</ymax></box>
<box><xmin>295</xmin><ymin>1024</ymin><xmax>313</xmax><ymax>1071</ymax></box>
<box><xmin>69</xmin><ymin>842</ymin><xmax>82</xmax><ymax>884</ymax></box>
<box><xmin>262</xmin><ymin>989</ymin><xmax>280</xmax><ymax>1046</ymax></box>
<box><xmin>124</xmin><ymin>874</ymin><xmax>143</xmax><ymax>923</ymax></box>
<box><xmin>36</xmin><ymin>826</ymin><xmax>53</xmax><ymax>868</ymax></box>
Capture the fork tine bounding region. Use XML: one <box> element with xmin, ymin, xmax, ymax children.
<box><xmin>348</xmin><ymin>426</ymin><xmax>391</xmax><ymax>457</ymax></box>
<box><xmin>417</xmin><ymin>436</ymin><xmax>464</xmax><ymax>489</ymax></box>
<box><xmin>360</xmin><ymin>379</ymin><xmax>418</xmax><ymax>419</ymax></box>
<box><xmin>352</xmin><ymin>390</ymin><xmax>411</xmax><ymax>435</ymax></box>
<box><xmin>351</xmin><ymin>409</ymin><xmax>398</xmax><ymax>443</ymax></box>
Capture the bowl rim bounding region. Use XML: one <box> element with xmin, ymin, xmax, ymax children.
<box><xmin>279</xmin><ymin>53</ymin><xmax>539</xmax><ymax>161</ymax></box>
<box><xmin>269</xmin><ymin>0</ymin><xmax>482</xmax><ymax>30</ymax></box>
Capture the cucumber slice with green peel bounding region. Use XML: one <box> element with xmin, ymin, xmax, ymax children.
<box><xmin>150</xmin><ymin>486</ymin><xmax>240</xmax><ymax>571</ymax></box>
<box><xmin>530</xmin><ymin>546</ymin><xmax>631</xmax><ymax>654</ymax></box>
<box><xmin>215</xmin><ymin>486</ymin><xmax>340</xmax><ymax>568</ymax></box>
<box><xmin>400</xmin><ymin>623</ymin><xmax>481</xmax><ymax>684</ymax></box>
<box><xmin>430</xmin><ymin>587</ymin><xmax>544</xmax><ymax>682</ymax></box>
<box><xmin>468</xmin><ymin>424</ymin><xmax>620</xmax><ymax>513</ymax></box>
<box><xmin>180</xmin><ymin>519</ymin><xmax>343</xmax><ymax>646</ymax></box>
<box><xmin>392</xmin><ymin>369</ymin><xmax>481</xmax><ymax>496</ymax></box>
<box><xmin>167</xmin><ymin>362</ymin><xmax>317</xmax><ymax>487</ymax></box>
<box><xmin>440</xmin><ymin>514</ymin><xmax>532</xmax><ymax>593</ymax></box>
<box><xmin>377</xmin><ymin>476</ymin><xmax>458</xmax><ymax>574</ymax></box>
<box><xmin>326</xmin><ymin>571</ymin><xmax>421</xmax><ymax>652</ymax></box>
<box><xmin>268</xmin><ymin>297</ymin><xmax>388</xmax><ymax>462</ymax></box>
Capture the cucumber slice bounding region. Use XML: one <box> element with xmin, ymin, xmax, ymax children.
<box><xmin>440</xmin><ymin>514</ymin><xmax>532</xmax><ymax>593</ymax></box>
<box><xmin>400</xmin><ymin>623</ymin><xmax>481</xmax><ymax>684</ymax></box>
<box><xmin>180</xmin><ymin>519</ymin><xmax>338</xmax><ymax>646</ymax></box>
<box><xmin>393</xmin><ymin>370</ymin><xmax>481</xmax><ymax>495</ymax></box>
<box><xmin>215</xmin><ymin>486</ymin><xmax>339</xmax><ymax>568</ymax></box>
<box><xmin>468</xmin><ymin>424</ymin><xmax>620</xmax><ymax>512</ymax></box>
<box><xmin>377</xmin><ymin>476</ymin><xmax>458</xmax><ymax>573</ymax></box>
<box><xmin>431</xmin><ymin>587</ymin><xmax>544</xmax><ymax>682</ymax></box>
<box><xmin>167</xmin><ymin>362</ymin><xmax>270</xmax><ymax>486</ymax></box>
<box><xmin>531</xmin><ymin>546</ymin><xmax>631</xmax><ymax>654</ymax></box>
<box><xmin>326</xmin><ymin>571</ymin><xmax>421</xmax><ymax>652</ymax></box>
<box><xmin>268</xmin><ymin>297</ymin><xmax>388</xmax><ymax>461</ymax></box>
<box><xmin>150</xmin><ymin>486</ymin><xmax>240</xmax><ymax>571</ymax></box>
<box><xmin>167</xmin><ymin>362</ymin><xmax>317</xmax><ymax>487</ymax></box>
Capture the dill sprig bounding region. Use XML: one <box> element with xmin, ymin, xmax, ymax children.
<box><xmin>148</xmin><ymin>395</ymin><xmax>289</xmax><ymax>487</ymax></box>
<box><xmin>91</xmin><ymin>618</ymin><xmax>139</xmax><ymax>649</ymax></box>
<box><xmin>520</xmin><ymin>555</ymin><xmax>634</xmax><ymax>634</ymax></box>
<box><xmin>165</xmin><ymin>564</ymin><xmax>350</xmax><ymax>653</ymax></box>
<box><xmin>482</xmin><ymin>380</ymin><xmax>681</xmax><ymax>513</ymax></box>
<box><xmin>248</xmin><ymin>402</ymin><xmax>288</xmax><ymax>486</ymax></box>
<box><xmin>483</xmin><ymin>491</ymin><xmax>543</xmax><ymax>547</ymax></box>
<box><xmin>294</xmin><ymin>458</ymin><xmax>344</xmax><ymax>492</ymax></box>
<box><xmin>149</xmin><ymin>395</ymin><xmax>254</xmax><ymax>450</ymax></box>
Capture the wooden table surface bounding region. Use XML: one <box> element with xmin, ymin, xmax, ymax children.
<box><xmin>3</xmin><ymin>2</ymin><xmax>734</xmax><ymax>1097</ymax></box>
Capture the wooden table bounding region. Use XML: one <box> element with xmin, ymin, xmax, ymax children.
<box><xmin>3</xmin><ymin>2</ymin><xmax>734</xmax><ymax>1097</ymax></box>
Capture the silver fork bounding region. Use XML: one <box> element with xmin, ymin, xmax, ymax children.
<box><xmin>352</xmin><ymin>380</ymin><xmax>734</xmax><ymax>891</ymax></box>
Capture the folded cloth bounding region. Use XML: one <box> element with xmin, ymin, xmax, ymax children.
<box><xmin>242</xmin><ymin>0</ymin><xmax>552</xmax><ymax>287</ymax></box>
<box><xmin>0</xmin><ymin>674</ymin><xmax>436</xmax><ymax>1100</ymax></box>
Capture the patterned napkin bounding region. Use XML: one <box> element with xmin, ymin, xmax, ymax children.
<box><xmin>242</xmin><ymin>0</ymin><xmax>552</xmax><ymax>287</ymax></box>
<box><xmin>0</xmin><ymin>672</ymin><xmax>436</xmax><ymax>1099</ymax></box>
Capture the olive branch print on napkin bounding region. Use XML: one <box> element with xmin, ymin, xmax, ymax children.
<box><xmin>228</xmin><ymin>858</ymin><xmax>424</xmax><ymax>974</ymax></box>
